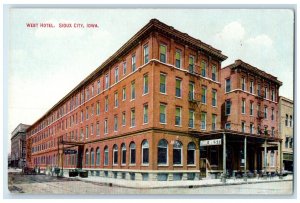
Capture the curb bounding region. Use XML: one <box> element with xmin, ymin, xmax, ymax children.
<box><xmin>70</xmin><ymin>176</ymin><xmax>293</xmax><ymax>189</ymax></box>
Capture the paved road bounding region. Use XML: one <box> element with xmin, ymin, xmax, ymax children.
<box><xmin>8</xmin><ymin>172</ymin><xmax>293</xmax><ymax>195</ymax></box>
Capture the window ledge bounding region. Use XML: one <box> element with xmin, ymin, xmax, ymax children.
<box><xmin>175</xmin><ymin>125</ymin><xmax>182</xmax><ymax>127</ymax></box>
<box><xmin>157</xmin><ymin>164</ymin><xmax>169</xmax><ymax>167</ymax></box>
<box><xmin>129</xmin><ymin>164</ymin><xmax>136</xmax><ymax>166</ymax></box>
<box><xmin>160</xmin><ymin>92</ymin><xmax>167</xmax><ymax>95</ymax></box>
<box><xmin>160</xmin><ymin>122</ymin><xmax>167</xmax><ymax>125</ymax></box>
<box><xmin>129</xmin><ymin>126</ymin><xmax>136</xmax><ymax>129</ymax></box>
<box><xmin>130</xmin><ymin>99</ymin><xmax>135</xmax><ymax>102</ymax></box>
<box><xmin>173</xmin><ymin>164</ymin><xmax>183</xmax><ymax>167</ymax></box>
<box><xmin>142</xmin><ymin>93</ymin><xmax>149</xmax><ymax>96</ymax></box>
<box><xmin>141</xmin><ymin>164</ymin><xmax>149</xmax><ymax>166</ymax></box>
<box><xmin>187</xmin><ymin>164</ymin><xmax>196</xmax><ymax>167</ymax></box>
<box><xmin>142</xmin><ymin>123</ymin><xmax>149</xmax><ymax>125</ymax></box>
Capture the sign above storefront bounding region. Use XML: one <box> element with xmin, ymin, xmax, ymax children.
<box><xmin>200</xmin><ymin>139</ymin><xmax>222</xmax><ymax>146</ymax></box>
<box><xmin>64</xmin><ymin>149</ymin><xmax>77</xmax><ymax>154</ymax></box>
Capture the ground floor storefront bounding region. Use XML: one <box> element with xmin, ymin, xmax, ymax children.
<box><xmin>28</xmin><ymin>129</ymin><xmax>284</xmax><ymax>181</ymax></box>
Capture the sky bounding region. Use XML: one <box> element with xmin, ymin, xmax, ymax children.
<box><xmin>7</xmin><ymin>9</ymin><xmax>294</xmax><ymax>149</ymax></box>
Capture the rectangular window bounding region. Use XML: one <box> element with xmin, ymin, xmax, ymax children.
<box><xmin>201</xmin><ymin>61</ymin><xmax>207</xmax><ymax>77</ymax></box>
<box><xmin>201</xmin><ymin>86</ymin><xmax>207</xmax><ymax>104</ymax></box>
<box><xmin>105</xmin><ymin>73</ymin><xmax>109</xmax><ymax>90</ymax></box>
<box><xmin>271</xmin><ymin>127</ymin><xmax>275</xmax><ymax>137</ymax></box>
<box><xmin>225</xmin><ymin>123</ymin><xmax>231</xmax><ymax>130</ymax></box>
<box><xmin>97</xmin><ymin>80</ymin><xmax>101</xmax><ymax>94</ymax></box>
<box><xmin>175</xmin><ymin>50</ymin><xmax>181</xmax><ymax>68</ymax></box>
<box><xmin>132</xmin><ymin>54</ymin><xmax>136</xmax><ymax>72</ymax></box>
<box><xmin>201</xmin><ymin>112</ymin><xmax>207</xmax><ymax>130</ymax></box>
<box><xmin>241</xmin><ymin>77</ymin><xmax>246</xmax><ymax>91</ymax></box>
<box><xmin>123</xmin><ymin>62</ymin><xmax>127</xmax><ymax>75</ymax></box>
<box><xmin>264</xmin><ymin>106</ymin><xmax>268</xmax><ymax>119</ymax></box>
<box><xmin>241</xmin><ymin>122</ymin><xmax>245</xmax><ymax>133</ymax></box>
<box><xmin>257</xmin><ymin>83</ymin><xmax>261</xmax><ymax>96</ymax></box>
<box><xmin>131</xmin><ymin>81</ymin><xmax>135</xmax><ymax>100</ymax></box>
<box><xmin>189</xmin><ymin>56</ymin><xmax>194</xmax><ymax>73</ymax></box>
<box><xmin>131</xmin><ymin>108</ymin><xmax>135</xmax><ymax>127</ymax></box>
<box><xmin>264</xmin><ymin>86</ymin><xmax>268</xmax><ymax>99</ymax></box>
<box><xmin>85</xmin><ymin>88</ymin><xmax>89</xmax><ymax>101</ymax></box>
<box><xmin>96</xmin><ymin>102</ymin><xmax>100</xmax><ymax>115</ymax></box>
<box><xmin>225</xmin><ymin>78</ymin><xmax>231</xmax><ymax>93</ymax></box>
<box><xmin>144</xmin><ymin>44</ymin><xmax>149</xmax><ymax>64</ymax></box>
<box><xmin>96</xmin><ymin>122</ymin><xmax>100</xmax><ymax>136</ymax></box>
<box><xmin>86</xmin><ymin>107</ymin><xmax>89</xmax><ymax>120</ymax></box>
<box><xmin>91</xmin><ymin>104</ymin><xmax>94</xmax><ymax>116</ymax></box>
<box><xmin>160</xmin><ymin>44</ymin><xmax>167</xmax><ymax>63</ymax></box>
<box><xmin>160</xmin><ymin>104</ymin><xmax>166</xmax><ymax>124</ymax></box>
<box><xmin>143</xmin><ymin>104</ymin><xmax>149</xmax><ymax>124</ymax></box>
<box><xmin>271</xmin><ymin>89</ymin><xmax>275</xmax><ymax>101</ymax></box>
<box><xmin>104</xmin><ymin>119</ymin><xmax>108</xmax><ymax>134</ymax></box>
<box><xmin>91</xmin><ymin>86</ymin><xmax>94</xmax><ymax>97</ymax></box>
<box><xmin>250</xmin><ymin>102</ymin><xmax>254</xmax><ymax>116</ymax></box>
<box><xmin>189</xmin><ymin>110</ymin><xmax>195</xmax><ymax>128</ymax></box>
<box><xmin>86</xmin><ymin>125</ymin><xmax>89</xmax><ymax>139</ymax></box>
<box><xmin>212</xmin><ymin>114</ymin><xmax>217</xmax><ymax>131</ymax></box>
<box><xmin>143</xmin><ymin>74</ymin><xmax>149</xmax><ymax>94</ymax></box>
<box><xmin>271</xmin><ymin>108</ymin><xmax>274</xmax><ymax>120</ymax></box>
<box><xmin>114</xmin><ymin>92</ymin><xmax>118</xmax><ymax>108</ymax></box>
<box><xmin>122</xmin><ymin>112</ymin><xmax>126</xmax><ymax>126</ymax></box>
<box><xmin>189</xmin><ymin>82</ymin><xmax>195</xmax><ymax>101</ymax></box>
<box><xmin>285</xmin><ymin>137</ymin><xmax>289</xmax><ymax>148</ymax></box>
<box><xmin>175</xmin><ymin>78</ymin><xmax>182</xmax><ymax>98</ymax></box>
<box><xmin>242</xmin><ymin>99</ymin><xmax>246</xmax><ymax>114</ymax></box>
<box><xmin>105</xmin><ymin>96</ymin><xmax>108</xmax><ymax>112</ymax></box>
<box><xmin>212</xmin><ymin>89</ymin><xmax>217</xmax><ymax>107</ymax></box>
<box><xmin>114</xmin><ymin>116</ymin><xmax>118</xmax><ymax>132</ymax></box>
<box><xmin>160</xmin><ymin>73</ymin><xmax>166</xmax><ymax>93</ymax></box>
<box><xmin>225</xmin><ymin>100</ymin><xmax>231</xmax><ymax>115</ymax></box>
<box><xmin>212</xmin><ymin>65</ymin><xmax>217</xmax><ymax>81</ymax></box>
<box><xmin>122</xmin><ymin>87</ymin><xmax>126</xmax><ymax>101</ymax></box>
<box><xmin>175</xmin><ymin>106</ymin><xmax>181</xmax><ymax>126</ymax></box>
<box><xmin>250</xmin><ymin>123</ymin><xmax>254</xmax><ymax>134</ymax></box>
<box><xmin>115</xmin><ymin>67</ymin><xmax>119</xmax><ymax>83</ymax></box>
<box><xmin>91</xmin><ymin>123</ymin><xmax>94</xmax><ymax>135</ymax></box>
<box><xmin>250</xmin><ymin>81</ymin><xmax>254</xmax><ymax>94</ymax></box>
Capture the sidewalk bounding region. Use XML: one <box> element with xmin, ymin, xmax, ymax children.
<box><xmin>68</xmin><ymin>174</ymin><xmax>293</xmax><ymax>189</ymax></box>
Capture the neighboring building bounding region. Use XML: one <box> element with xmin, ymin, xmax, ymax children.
<box><xmin>26</xmin><ymin>19</ymin><xmax>227</xmax><ymax>180</ymax></box>
<box><xmin>11</xmin><ymin>123</ymin><xmax>30</xmax><ymax>168</ymax></box>
<box><xmin>220</xmin><ymin>60</ymin><xmax>282</xmax><ymax>174</ymax></box>
<box><xmin>279</xmin><ymin>96</ymin><xmax>293</xmax><ymax>172</ymax></box>
<box><xmin>8</xmin><ymin>153</ymin><xmax>11</xmax><ymax>167</ymax></box>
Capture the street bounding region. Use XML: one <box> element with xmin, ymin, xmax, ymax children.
<box><xmin>8</xmin><ymin>171</ymin><xmax>293</xmax><ymax>195</ymax></box>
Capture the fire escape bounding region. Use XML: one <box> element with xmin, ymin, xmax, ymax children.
<box><xmin>256</xmin><ymin>89</ymin><xmax>267</xmax><ymax>136</ymax></box>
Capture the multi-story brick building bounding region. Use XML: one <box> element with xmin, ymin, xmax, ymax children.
<box><xmin>26</xmin><ymin>19</ymin><xmax>228</xmax><ymax>181</ymax></box>
<box><xmin>279</xmin><ymin>96</ymin><xmax>293</xmax><ymax>172</ymax></box>
<box><xmin>25</xmin><ymin>19</ymin><xmax>284</xmax><ymax>181</ymax></box>
<box><xmin>11</xmin><ymin>123</ymin><xmax>30</xmax><ymax>168</ymax></box>
<box><xmin>220</xmin><ymin>60</ymin><xmax>282</xmax><ymax>175</ymax></box>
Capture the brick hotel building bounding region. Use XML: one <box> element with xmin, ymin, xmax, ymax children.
<box><xmin>25</xmin><ymin>19</ymin><xmax>283</xmax><ymax>181</ymax></box>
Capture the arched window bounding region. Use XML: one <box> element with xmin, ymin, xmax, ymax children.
<box><xmin>130</xmin><ymin>142</ymin><xmax>136</xmax><ymax>164</ymax></box>
<box><xmin>187</xmin><ymin>142</ymin><xmax>196</xmax><ymax>165</ymax></box>
<box><xmin>96</xmin><ymin>147</ymin><xmax>100</xmax><ymax>166</ymax></box>
<box><xmin>290</xmin><ymin>115</ymin><xmax>293</xmax><ymax>127</ymax></box>
<box><xmin>104</xmin><ymin>146</ymin><xmax>109</xmax><ymax>166</ymax></box>
<box><xmin>173</xmin><ymin>140</ymin><xmax>183</xmax><ymax>165</ymax></box>
<box><xmin>121</xmin><ymin>143</ymin><xmax>126</xmax><ymax>165</ymax></box>
<box><xmin>85</xmin><ymin>149</ymin><xmax>89</xmax><ymax>166</ymax></box>
<box><xmin>142</xmin><ymin>140</ymin><xmax>149</xmax><ymax>165</ymax></box>
<box><xmin>158</xmin><ymin>139</ymin><xmax>168</xmax><ymax>165</ymax></box>
<box><xmin>90</xmin><ymin>148</ymin><xmax>95</xmax><ymax>166</ymax></box>
<box><xmin>113</xmin><ymin>144</ymin><xmax>118</xmax><ymax>165</ymax></box>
